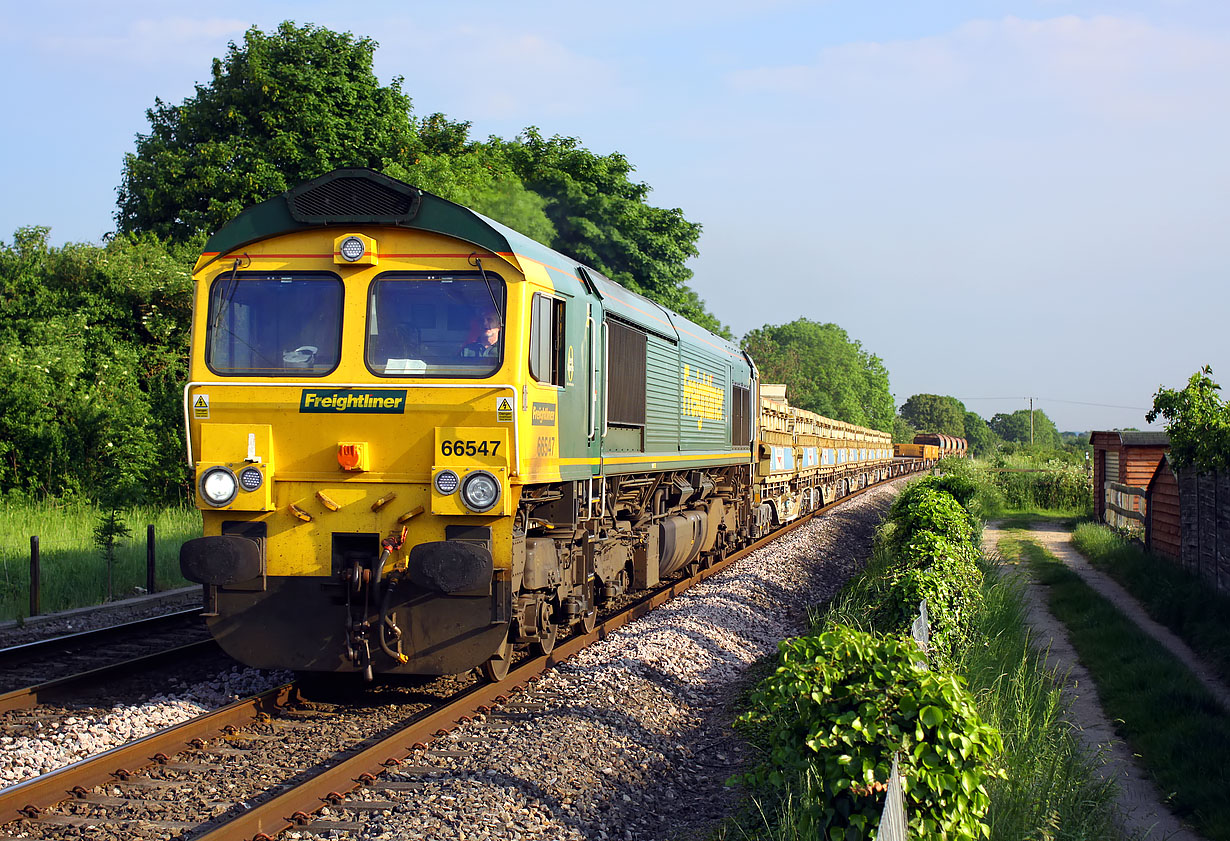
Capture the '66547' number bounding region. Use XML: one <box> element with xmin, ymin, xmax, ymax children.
<box><xmin>441</xmin><ymin>440</ymin><xmax>501</xmax><ymax>457</ymax></box>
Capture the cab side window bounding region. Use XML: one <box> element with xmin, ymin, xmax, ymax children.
<box><xmin>529</xmin><ymin>293</ymin><xmax>566</xmax><ymax>386</ymax></box>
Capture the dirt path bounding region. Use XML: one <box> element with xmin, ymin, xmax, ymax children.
<box><xmin>984</xmin><ymin>522</ymin><xmax>1208</xmax><ymax>841</ymax></box>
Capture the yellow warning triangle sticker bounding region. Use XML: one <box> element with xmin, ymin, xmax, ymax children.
<box><xmin>497</xmin><ymin>397</ymin><xmax>512</xmax><ymax>412</ymax></box>
<box><xmin>194</xmin><ymin>396</ymin><xmax>207</xmax><ymax>408</ymax></box>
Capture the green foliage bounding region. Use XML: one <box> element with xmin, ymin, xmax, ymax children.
<box><xmin>0</xmin><ymin>228</ymin><xmax>197</xmax><ymax>503</ymax></box>
<box><xmin>490</xmin><ymin>128</ymin><xmax>725</xmax><ymax>336</ymax></box>
<box><xmin>985</xmin><ymin>455</ymin><xmax>1091</xmax><ymax>513</ymax></box>
<box><xmin>92</xmin><ymin>509</ymin><xmax>132</xmax><ymax>601</ymax></box>
<box><xmin>741</xmin><ymin>319</ymin><xmax>895</xmax><ymax>431</ymax></box>
<box><xmin>890</xmin><ymin>484</ymin><xmax>977</xmax><ymax>546</ymax></box>
<box><xmin>848</xmin><ymin>483</ymin><xmax>985</xmax><ymax>660</ymax></box>
<box><xmin>116</xmin><ymin>21</ymin><xmax>717</xmax><ymax>336</ymax></box>
<box><xmin>899</xmin><ymin>394</ymin><xmax>966</xmax><ymax>438</ymax></box>
<box><xmin>737</xmin><ymin>626</ymin><xmax>1001</xmax><ymax>840</ymax></box>
<box><xmin>935</xmin><ymin>457</ymin><xmax>1004</xmax><ymax>521</ymax></box>
<box><xmin>117</xmin><ymin>22</ymin><xmax>419</xmax><ymax>241</ymax></box>
<box><xmin>383</xmin><ymin>113</ymin><xmax>558</xmax><ymax>243</ymax></box>
<box><xmin>989</xmin><ymin>409</ymin><xmax>1062</xmax><ymax>448</ymax></box>
<box><xmin>892</xmin><ymin>416</ymin><xmax>916</xmax><ymax>444</ymax></box>
<box><xmin>963</xmin><ymin>411</ymin><xmax>1000</xmax><ymax>456</ymax></box>
<box><xmin>1147</xmin><ymin>365</ymin><xmax>1230</xmax><ymax>472</ymax></box>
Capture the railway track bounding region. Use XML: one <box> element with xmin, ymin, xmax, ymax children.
<box><xmin>0</xmin><ymin>610</ymin><xmax>216</xmax><ymax>714</ymax></box>
<box><xmin>0</xmin><ymin>467</ymin><xmax>919</xmax><ymax>841</ymax></box>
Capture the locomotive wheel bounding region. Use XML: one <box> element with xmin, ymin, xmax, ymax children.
<box><xmin>480</xmin><ymin>634</ymin><xmax>513</xmax><ymax>683</ymax></box>
<box><xmin>531</xmin><ymin>600</ymin><xmax>558</xmax><ymax>656</ymax></box>
<box><xmin>532</xmin><ymin>621</ymin><xmax>558</xmax><ymax>656</ymax></box>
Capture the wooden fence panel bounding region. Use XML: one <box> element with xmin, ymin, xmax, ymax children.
<box><xmin>1176</xmin><ymin>466</ymin><xmax>1230</xmax><ymax>593</ymax></box>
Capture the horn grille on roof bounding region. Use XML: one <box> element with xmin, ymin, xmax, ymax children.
<box><xmin>287</xmin><ymin>172</ymin><xmax>422</xmax><ymax>224</ymax></box>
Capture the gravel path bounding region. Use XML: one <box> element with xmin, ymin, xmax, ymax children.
<box><xmin>986</xmin><ymin>522</ymin><xmax>1207</xmax><ymax>841</ymax></box>
<box><xmin>292</xmin><ymin>482</ymin><xmax>904</xmax><ymax>841</ymax></box>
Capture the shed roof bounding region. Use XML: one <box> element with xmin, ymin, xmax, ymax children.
<box><xmin>1091</xmin><ymin>430</ymin><xmax>1170</xmax><ymax>449</ymax></box>
<box><xmin>1120</xmin><ymin>431</ymin><xmax>1170</xmax><ymax>447</ymax></box>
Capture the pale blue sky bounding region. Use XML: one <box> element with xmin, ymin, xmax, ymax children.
<box><xmin>3</xmin><ymin>1</ymin><xmax>1227</xmax><ymax>432</ymax></box>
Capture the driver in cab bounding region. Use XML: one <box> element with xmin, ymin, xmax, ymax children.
<box><xmin>462</xmin><ymin>312</ymin><xmax>502</xmax><ymax>359</ymax></box>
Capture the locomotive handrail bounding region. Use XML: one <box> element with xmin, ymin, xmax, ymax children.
<box><xmin>182</xmin><ymin>381</ymin><xmax>522</xmax><ymax>476</ymax></box>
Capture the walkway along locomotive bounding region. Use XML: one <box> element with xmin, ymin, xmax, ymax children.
<box><xmin>178</xmin><ymin>169</ymin><xmax>924</xmax><ymax>680</ymax></box>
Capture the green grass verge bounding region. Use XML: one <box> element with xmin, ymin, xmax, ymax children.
<box><xmin>996</xmin><ymin>510</ymin><xmax>1087</xmax><ymax>531</ymax></box>
<box><xmin>1014</xmin><ymin>536</ymin><xmax>1230</xmax><ymax>840</ymax></box>
<box><xmin>0</xmin><ymin>503</ymin><xmax>201</xmax><ymax>620</ymax></box>
<box><xmin>960</xmin><ymin>559</ymin><xmax>1120</xmax><ymax>841</ymax></box>
<box><xmin>1071</xmin><ymin>522</ymin><xmax>1230</xmax><ymax>689</ymax></box>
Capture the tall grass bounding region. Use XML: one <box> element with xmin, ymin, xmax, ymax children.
<box><xmin>0</xmin><ymin>503</ymin><xmax>201</xmax><ymax>620</ymax></box>
<box><xmin>960</xmin><ymin>557</ymin><xmax>1120</xmax><ymax>841</ymax></box>
<box><xmin>1071</xmin><ymin>521</ymin><xmax>1230</xmax><ymax>690</ymax></box>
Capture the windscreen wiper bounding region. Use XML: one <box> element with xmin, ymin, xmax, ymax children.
<box><xmin>469</xmin><ymin>253</ymin><xmax>503</xmax><ymax>321</ymax></box>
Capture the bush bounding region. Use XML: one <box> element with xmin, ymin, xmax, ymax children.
<box><xmin>888</xmin><ymin>486</ymin><xmax>976</xmax><ymax>555</ymax></box>
<box><xmin>738</xmin><ymin>626</ymin><xmax>1001</xmax><ymax>840</ymax></box>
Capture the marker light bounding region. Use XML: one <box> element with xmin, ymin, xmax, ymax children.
<box><xmin>200</xmin><ymin>466</ymin><xmax>239</xmax><ymax>507</ymax></box>
<box><xmin>238</xmin><ymin>466</ymin><xmax>264</xmax><ymax>492</ymax></box>
<box><xmin>459</xmin><ymin>470</ymin><xmax>501</xmax><ymax>513</ymax></box>
<box><xmin>434</xmin><ymin>469</ymin><xmax>459</xmax><ymax>495</ymax></box>
<box><xmin>339</xmin><ymin>236</ymin><xmax>366</xmax><ymax>262</ymax></box>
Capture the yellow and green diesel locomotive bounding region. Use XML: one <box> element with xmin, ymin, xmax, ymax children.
<box><xmin>179</xmin><ymin>169</ymin><xmax>907</xmax><ymax>681</ymax></box>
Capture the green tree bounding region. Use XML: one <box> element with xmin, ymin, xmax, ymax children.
<box><xmin>1147</xmin><ymin>365</ymin><xmax>1230</xmax><ymax>471</ymax></box>
<box><xmin>892</xmin><ymin>416</ymin><xmax>917</xmax><ymax>444</ymax></box>
<box><xmin>742</xmin><ymin>319</ymin><xmax>895</xmax><ymax>431</ymax></box>
<box><xmin>117</xmin><ymin>22</ymin><xmax>419</xmax><ymax>241</ymax></box>
<box><xmin>990</xmin><ymin>408</ymin><xmax>1062</xmax><ymax>448</ymax></box>
<box><xmin>490</xmin><ymin>129</ymin><xmax>724</xmax><ymax>335</ymax></box>
<box><xmin>0</xmin><ymin>227</ymin><xmax>197</xmax><ymax>503</ymax></box>
<box><xmin>899</xmin><ymin>394</ymin><xmax>966</xmax><ymax>437</ymax></box>
<box><xmin>963</xmin><ymin>411</ymin><xmax>1000</xmax><ymax>456</ymax></box>
<box><xmin>384</xmin><ymin>113</ymin><xmax>557</xmax><ymax>243</ymax></box>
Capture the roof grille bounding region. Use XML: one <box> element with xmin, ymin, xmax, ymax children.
<box><xmin>288</xmin><ymin>174</ymin><xmax>420</xmax><ymax>223</ymax></box>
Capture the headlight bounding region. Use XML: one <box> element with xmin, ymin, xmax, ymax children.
<box><xmin>459</xmin><ymin>470</ymin><xmax>501</xmax><ymax>513</ymax></box>
<box><xmin>199</xmin><ymin>466</ymin><xmax>239</xmax><ymax>507</ymax></box>
<box><xmin>434</xmin><ymin>469</ymin><xmax>459</xmax><ymax>495</ymax></box>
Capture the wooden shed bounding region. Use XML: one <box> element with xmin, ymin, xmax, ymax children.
<box><xmin>1091</xmin><ymin>430</ymin><xmax>1169</xmax><ymax>524</ymax></box>
<box><xmin>1145</xmin><ymin>455</ymin><xmax>1180</xmax><ymax>560</ymax></box>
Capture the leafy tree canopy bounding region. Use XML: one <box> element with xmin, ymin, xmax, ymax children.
<box><xmin>963</xmin><ymin>411</ymin><xmax>1000</xmax><ymax>456</ymax></box>
<box><xmin>899</xmin><ymin>394</ymin><xmax>966</xmax><ymax>438</ymax></box>
<box><xmin>116</xmin><ymin>22</ymin><xmax>418</xmax><ymax>241</ymax></box>
<box><xmin>1147</xmin><ymin>365</ymin><xmax>1230</xmax><ymax>471</ymax></box>
<box><xmin>892</xmin><ymin>416</ymin><xmax>917</xmax><ymax>444</ymax></box>
<box><xmin>742</xmin><ymin>319</ymin><xmax>895</xmax><ymax>432</ymax></box>
<box><xmin>487</xmin><ymin>129</ymin><xmax>723</xmax><ymax>335</ymax></box>
<box><xmin>989</xmin><ymin>408</ymin><xmax>1062</xmax><ymax>448</ymax></box>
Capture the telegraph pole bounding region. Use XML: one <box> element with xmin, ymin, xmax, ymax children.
<box><xmin>1029</xmin><ymin>397</ymin><xmax>1034</xmax><ymax>446</ymax></box>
